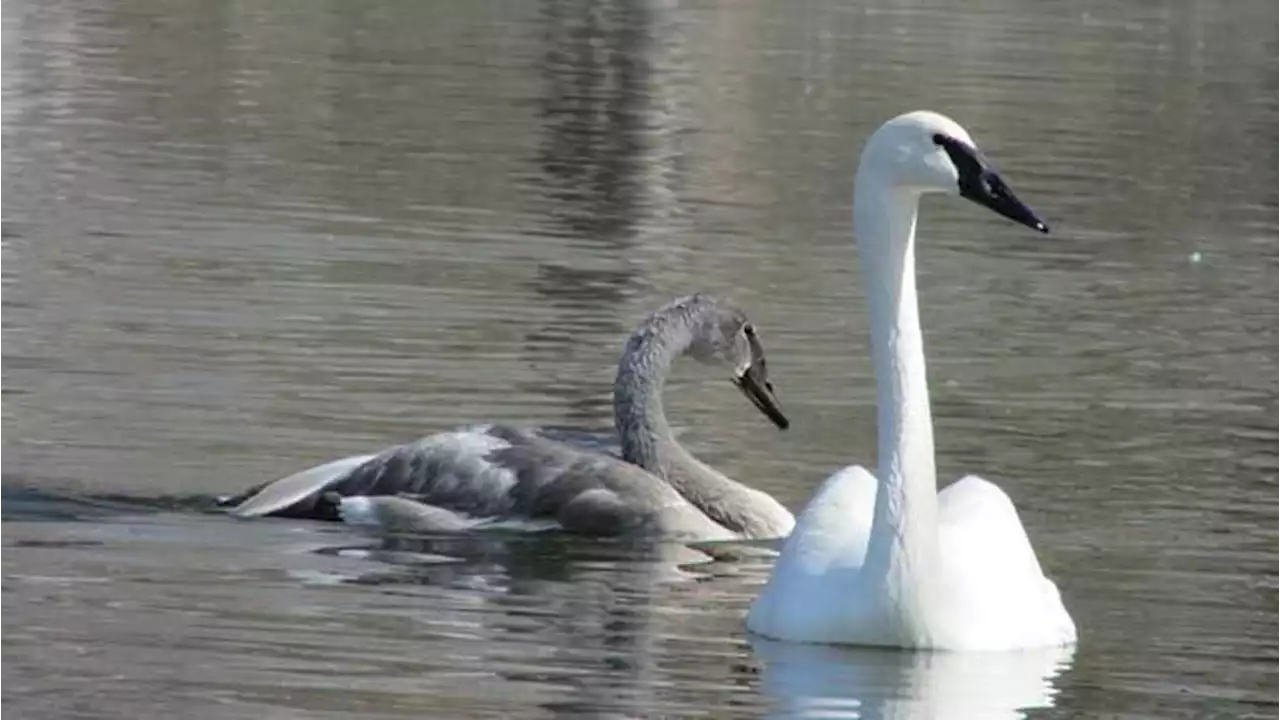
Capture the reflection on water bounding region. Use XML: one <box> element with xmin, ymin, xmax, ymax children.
<box><xmin>2</xmin><ymin>509</ymin><xmax>751</xmax><ymax>718</ymax></box>
<box><xmin>752</xmin><ymin>636</ymin><xmax>1075</xmax><ymax>719</ymax></box>
<box><xmin>3</xmin><ymin>0</ymin><xmax>1276</xmax><ymax>717</ymax></box>
<box><xmin>519</xmin><ymin>0</ymin><xmax>688</xmax><ymax>431</ymax></box>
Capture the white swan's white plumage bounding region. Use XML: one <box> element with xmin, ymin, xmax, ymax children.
<box><xmin>746</xmin><ymin>111</ymin><xmax>1076</xmax><ymax>651</ymax></box>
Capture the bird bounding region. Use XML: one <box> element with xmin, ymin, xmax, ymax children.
<box><xmin>745</xmin><ymin>111</ymin><xmax>1077</xmax><ymax>651</ymax></box>
<box><xmin>223</xmin><ymin>293</ymin><xmax>796</xmax><ymax>542</ymax></box>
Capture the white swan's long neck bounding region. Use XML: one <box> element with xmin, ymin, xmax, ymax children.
<box><xmin>852</xmin><ymin>170</ymin><xmax>939</xmax><ymax>585</ymax></box>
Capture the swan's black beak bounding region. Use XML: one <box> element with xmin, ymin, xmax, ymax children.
<box><xmin>935</xmin><ymin>134</ymin><xmax>1049</xmax><ymax>233</ymax></box>
<box><xmin>735</xmin><ymin>362</ymin><xmax>789</xmax><ymax>430</ymax></box>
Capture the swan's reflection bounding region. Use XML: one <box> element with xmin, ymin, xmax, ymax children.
<box><xmin>751</xmin><ymin>636</ymin><xmax>1075</xmax><ymax>719</ymax></box>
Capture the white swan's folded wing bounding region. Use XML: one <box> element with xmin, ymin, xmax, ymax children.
<box><xmin>937</xmin><ymin>475</ymin><xmax>1042</xmax><ymax>579</ymax></box>
<box><xmin>936</xmin><ymin>474</ymin><xmax>1077</xmax><ymax>648</ymax></box>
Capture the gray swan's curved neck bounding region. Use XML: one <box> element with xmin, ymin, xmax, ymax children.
<box><xmin>612</xmin><ymin>300</ymin><xmax>785</xmax><ymax>537</ymax></box>
<box><xmin>613</xmin><ymin>326</ymin><xmax>680</xmax><ymax>472</ymax></box>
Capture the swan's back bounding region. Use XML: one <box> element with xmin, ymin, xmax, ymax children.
<box><xmin>230</xmin><ymin>423</ymin><xmax>729</xmax><ymax>539</ymax></box>
<box><xmin>331</xmin><ymin>426</ymin><xmax>532</xmax><ymax>516</ymax></box>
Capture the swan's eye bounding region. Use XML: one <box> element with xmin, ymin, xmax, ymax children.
<box><xmin>984</xmin><ymin>174</ymin><xmax>1009</xmax><ymax>198</ymax></box>
<box><xmin>932</xmin><ymin>133</ymin><xmax>946</xmax><ymax>145</ymax></box>
<box><xmin>743</xmin><ymin>324</ymin><xmax>756</xmax><ymax>337</ymax></box>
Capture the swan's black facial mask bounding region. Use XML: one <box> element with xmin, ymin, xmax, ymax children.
<box><xmin>733</xmin><ymin>327</ymin><xmax>789</xmax><ymax>430</ymax></box>
<box><xmin>933</xmin><ymin>133</ymin><xmax>1049</xmax><ymax>234</ymax></box>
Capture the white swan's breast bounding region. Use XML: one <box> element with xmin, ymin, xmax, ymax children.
<box><xmin>748</xmin><ymin>469</ymin><xmax>1077</xmax><ymax>650</ymax></box>
<box><xmin>745</xmin><ymin>464</ymin><xmax>877</xmax><ymax>642</ymax></box>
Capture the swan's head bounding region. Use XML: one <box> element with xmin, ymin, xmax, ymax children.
<box><xmin>641</xmin><ymin>294</ymin><xmax>789</xmax><ymax>430</ymax></box>
<box><xmin>696</xmin><ymin>300</ymin><xmax>789</xmax><ymax>430</ymax></box>
<box><xmin>859</xmin><ymin>110</ymin><xmax>1048</xmax><ymax>233</ymax></box>
<box><xmin>726</xmin><ymin>318</ymin><xmax>790</xmax><ymax>431</ymax></box>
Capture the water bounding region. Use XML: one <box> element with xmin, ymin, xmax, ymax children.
<box><xmin>3</xmin><ymin>0</ymin><xmax>1276</xmax><ymax>717</ymax></box>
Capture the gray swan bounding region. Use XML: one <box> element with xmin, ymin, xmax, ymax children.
<box><xmin>223</xmin><ymin>294</ymin><xmax>795</xmax><ymax>542</ymax></box>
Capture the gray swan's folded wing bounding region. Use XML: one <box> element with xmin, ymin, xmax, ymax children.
<box><xmin>226</xmin><ymin>424</ymin><xmax>656</xmax><ymax>524</ymax></box>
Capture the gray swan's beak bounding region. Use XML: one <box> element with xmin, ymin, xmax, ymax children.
<box><xmin>935</xmin><ymin>134</ymin><xmax>1049</xmax><ymax>233</ymax></box>
<box><xmin>735</xmin><ymin>361</ymin><xmax>789</xmax><ymax>430</ymax></box>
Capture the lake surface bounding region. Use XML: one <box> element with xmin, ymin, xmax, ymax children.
<box><xmin>3</xmin><ymin>0</ymin><xmax>1276</xmax><ymax>717</ymax></box>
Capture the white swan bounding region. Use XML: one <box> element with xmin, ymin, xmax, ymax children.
<box><xmin>745</xmin><ymin>111</ymin><xmax>1077</xmax><ymax>651</ymax></box>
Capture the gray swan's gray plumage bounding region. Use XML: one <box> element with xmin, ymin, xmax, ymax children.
<box><xmin>223</xmin><ymin>294</ymin><xmax>796</xmax><ymax>541</ymax></box>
